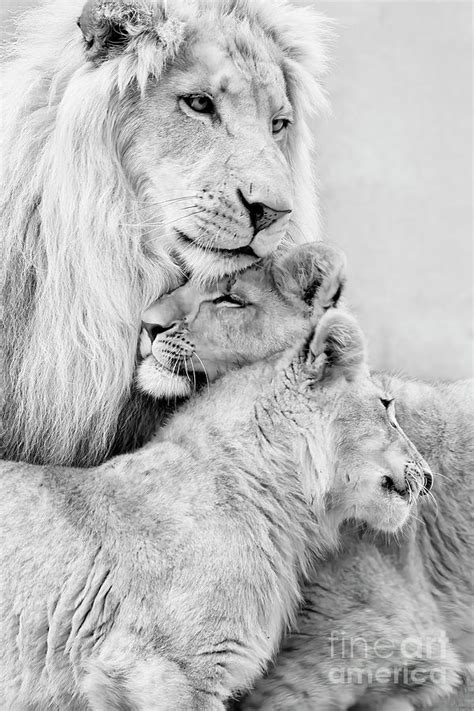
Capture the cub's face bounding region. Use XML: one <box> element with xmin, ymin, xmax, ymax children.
<box><xmin>139</xmin><ymin>268</ymin><xmax>308</xmax><ymax>398</ymax></box>
<box><xmin>311</xmin><ymin>373</ymin><xmax>433</xmax><ymax>533</ymax></box>
<box><xmin>268</xmin><ymin>310</ymin><xmax>434</xmax><ymax>534</ymax></box>
<box><xmin>137</xmin><ymin>243</ymin><xmax>346</xmax><ymax>399</ymax></box>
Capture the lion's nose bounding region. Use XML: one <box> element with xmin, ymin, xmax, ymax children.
<box><xmin>238</xmin><ymin>190</ymin><xmax>292</xmax><ymax>235</ymax></box>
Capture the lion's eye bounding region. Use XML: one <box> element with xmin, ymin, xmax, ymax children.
<box><xmin>272</xmin><ymin>117</ymin><xmax>290</xmax><ymax>135</ymax></box>
<box><xmin>213</xmin><ymin>294</ymin><xmax>246</xmax><ymax>308</ymax></box>
<box><xmin>380</xmin><ymin>398</ymin><xmax>394</xmax><ymax>409</ymax></box>
<box><xmin>182</xmin><ymin>94</ymin><xmax>215</xmax><ymax>115</ymax></box>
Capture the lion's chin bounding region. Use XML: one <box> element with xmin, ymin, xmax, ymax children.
<box><xmin>173</xmin><ymin>239</ymin><xmax>258</xmax><ymax>284</ymax></box>
<box><xmin>136</xmin><ymin>357</ymin><xmax>192</xmax><ymax>400</ymax></box>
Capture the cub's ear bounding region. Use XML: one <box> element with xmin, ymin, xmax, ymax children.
<box><xmin>306</xmin><ymin>310</ymin><xmax>367</xmax><ymax>382</ymax></box>
<box><xmin>78</xmin><ymin>0</ymin><xmax>181</xmax><ymax>63</ymax></box>
<box><xmin>272</xmin><ymin>243</ymin><xmax>346</xmax><ymax>314</ymax></box>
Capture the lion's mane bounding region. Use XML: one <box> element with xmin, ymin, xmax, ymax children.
<box><xmin>1</xmin><ymin>0</ymin><xmax>332</xmax><ymax>466</ymax></box>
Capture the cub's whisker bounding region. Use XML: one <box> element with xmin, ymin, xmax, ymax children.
<box><xmin>192</xmin><ymin>352</ymin><xmax>210</xmax><ymax>397</ymax></box>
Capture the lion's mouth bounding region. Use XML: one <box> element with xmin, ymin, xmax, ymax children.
<box><xmin>175</xmin><ymin>230</ymin><xmax>258</xmax><ymax>259</ymax></box>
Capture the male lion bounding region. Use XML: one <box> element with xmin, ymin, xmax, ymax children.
<box><xmin>1</xmin><ymin>0</ymin><xmax>331</xmax><ymax>466</ymax></box>
<box><xmin>0</xmin><ymin>297</ymin><xmax>432</xmax><ymax>708</ymax></box>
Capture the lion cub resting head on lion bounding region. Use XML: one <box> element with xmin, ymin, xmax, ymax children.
<box><xmin>138</xmin><ymin>242</ymin><xmax>347</xmax><ymax>398</ymax></box>
<box><xmin>1</xmin><ymin>245</ymin><xmax>433</xmax><ymax>709</ymax></box>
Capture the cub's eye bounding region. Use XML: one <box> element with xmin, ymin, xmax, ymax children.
<box><xmin>272</xmin><ymin>117</ymin><xmax>290</xmax><ymax>135</ymax></box>
<box><xmin>181</xmin><ymin>94</ymin><xmax>215</xmax><ymax>115</ymax></box>
<box><xmin>381</xmin><ymin>397</ymin><xmax>397</xmax><ymax>427</ymax></box>
<box><xmin>213</xmin><ymin>294</ymin><xmax>246</xmax><ymax>308</ymax></box>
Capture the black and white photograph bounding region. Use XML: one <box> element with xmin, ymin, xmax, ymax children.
<box><xmin>0</xmin><ymin>0</ymin><xmax>472</xmax><ymax>709</ymax></box>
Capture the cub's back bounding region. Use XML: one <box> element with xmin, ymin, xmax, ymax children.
<box><xmin>0</xmin><ymin>462</ymin><xmax>98</xmax><ymax>706</ymax></box>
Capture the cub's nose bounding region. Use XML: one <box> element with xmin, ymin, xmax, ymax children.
<box><xmin>423</xmin><ymin>468</ymin><xmax>433</xmax><ymax>493</ymax></box>
<box><xmin>418</xmin><ymin>462</ymin><xmax>433</xmax><ymax>495</ymax></box>
<box><xmin>381</xmin><ymin>459</ymin><xmax>428</xmax><ymax>500</ymax></box>
<box><xmin>381</xmin><ymin>474</ymin><xmax>411</xmax><ymax>500</ymax></box>
<box><xmin>238</xmin><ymin>189</ymin><xmax>292</xmax><ymax>235</ymax></box>
<box><xmin>142</xmin><ymin>322</ymin><xmax>177</xmax><ymax>343</ymax></box>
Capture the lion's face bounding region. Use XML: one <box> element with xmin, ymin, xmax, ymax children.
<box><xmin>137</xmin><ymin>243</ymin><xmax>346</xmax><ymax>398</ymax></box>
<box><xmin>124</xmin><ymin>19</ymin><xmax>295</xmax><ymax>282</ymax></box>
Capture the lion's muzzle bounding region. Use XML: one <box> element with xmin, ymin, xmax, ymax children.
<box><xmin>237</xmin><ymin>189</ymin><xmax>292</xmax><ymax>235</ymax></box>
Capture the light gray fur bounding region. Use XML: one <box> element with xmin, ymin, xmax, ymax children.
<box><xmin>240</xmin><ymin>378</ymin><xmax>473</xmax><ymax>711</ymax></box>
<box><xmin>0</xmin><ymin>312</ymin><xmax>428</xmax><ymax>709</ymax></box>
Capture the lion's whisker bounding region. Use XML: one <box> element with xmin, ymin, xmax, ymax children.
<box><xmin>123</xmin><ymin>196</ymin><xmax>201</xmax><ymax>219</ymax></box>
<box><xmin>125</xmin><ymin>207</ymin><xmax>203</xmax><ymax>230</ymax></box>
<box><xmin>137</xmin><ymin>210</ymin><xmax>207</xmax><ymax>239</ymax></box>
<box><xmin>159</xmin><ymin>209</ymin><xmax>206</xmax><ymax>227</ymax></box>
<box><xmin>131</xmin><ymin>194</ymin><xmax>200</xmax><ymax>207</ymax></box>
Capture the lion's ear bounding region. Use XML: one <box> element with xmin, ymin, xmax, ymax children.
<box><xmin>272</xmin><ymin>242</ymin><xmax>347</xmax><ymax>314</ymax></box>
<box><xmin>77</xmin><ymin>0</ymin><xmax>169</xmax><ymax>62</ymax></box>
<box><xmin>306</xmin><ymin>310</ymin><xmax>367</xmax><ymax>382</ymax></box>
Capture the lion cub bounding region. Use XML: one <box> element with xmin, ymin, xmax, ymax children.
<box><xmin>1</xmin><ymin>244</ymin><xmax>432</xmax><ymax>710</ymax></box>
<box><xmin>138</xmin><ymin>243</ymin><xmax>347</xmax><ymax>399</ymax></box>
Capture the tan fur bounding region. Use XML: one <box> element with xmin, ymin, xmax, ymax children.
<box><xmin>0</xmin><ymin>309</ymin><xmax>431</xmax><ymax>710</ymax></box>
<box><xmin>1</xmin><ymin>0</ymin><xmax>332</xmax><ymax>466</ymax></box>
<box><xmin>240</xmin><ymin>378</ymin><xmax>473</xmax><ymax>711</ymax></box>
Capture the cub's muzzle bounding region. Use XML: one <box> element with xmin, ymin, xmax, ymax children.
<box><xmin>404</xmin><ymin>459</ymin><xmax>433</xmax><ymax>496</ymax></box>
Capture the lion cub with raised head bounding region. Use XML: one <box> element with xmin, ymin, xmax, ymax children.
<box><xmin>0</xmin><ymin>246</ymin><xmax>432</xmax><ymax>710</ymax></box>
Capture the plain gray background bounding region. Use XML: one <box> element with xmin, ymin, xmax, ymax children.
<box><xmin>314</xmin><ymin>0</ymin><xmax>472</xmax><ymax>382</ymax></box>
<box><xmin>1</xmin><ymin>0</ymin><xmax>472</xmax><ymax>381</ymax></box>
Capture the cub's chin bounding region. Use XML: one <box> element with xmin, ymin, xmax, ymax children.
<box><xmin>136</xmin><ymin>356</ymin><xmax>193</xmax><ymax>400</ymax></box>
<box><xmin>358</xmin><ymin>496</ymin><xmax>413</xmax><ymax>534</ymax></box>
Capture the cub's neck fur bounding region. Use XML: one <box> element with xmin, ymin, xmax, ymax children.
<box><xmin>18</xmin><ymin>355</ymin><xmax>322</xmax><ymax>704</ymax></box>
<box><xmin>51</xmin><ymin>355</ymin><xmax>321</xmax><ymax>565</ymax></box>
